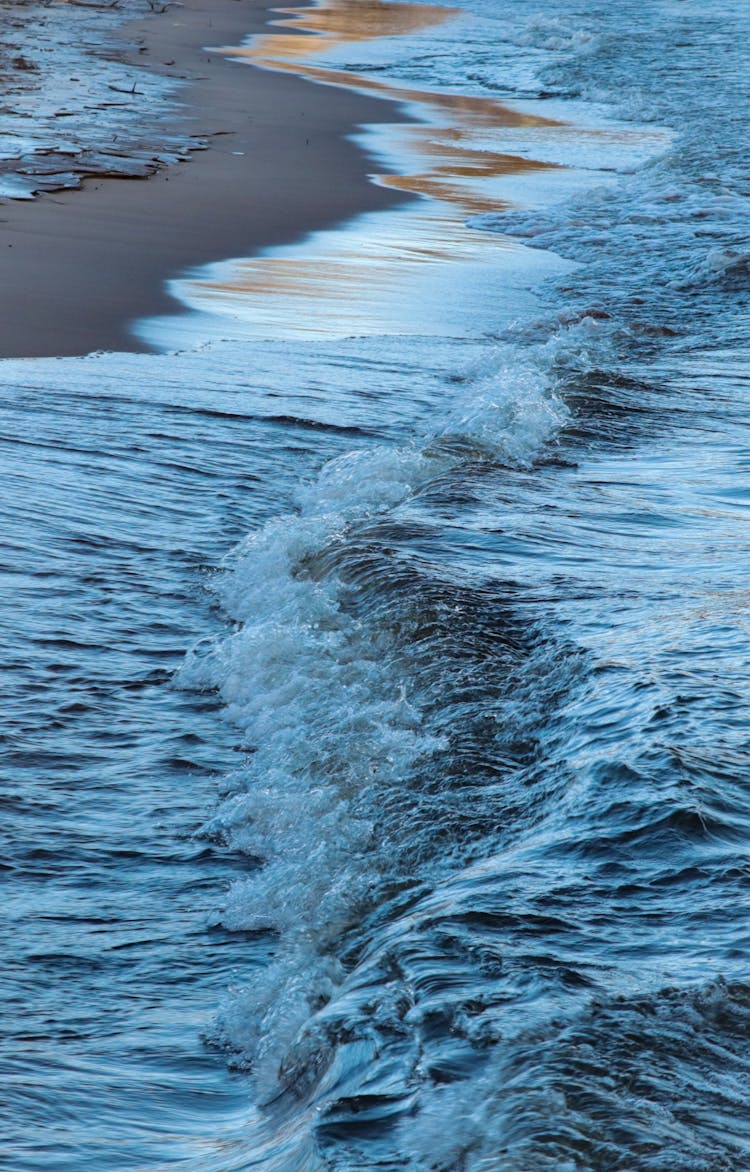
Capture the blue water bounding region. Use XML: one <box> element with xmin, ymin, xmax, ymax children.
<box><xmin>3</xmin><ymin>0</ymin><xmax>750</xmax><ymax>1168</ymax></box>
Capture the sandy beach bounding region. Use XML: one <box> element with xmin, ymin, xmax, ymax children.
<box><xmin>0</xmin><ymin>0</ymin><xmax>410</xmax><ymax>358</ymax></box>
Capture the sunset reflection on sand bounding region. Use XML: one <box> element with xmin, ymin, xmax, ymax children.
<box><xmin>188</xmin><ymin>0</ymin><xmax>565</xmax><ymax>336</ymax></box>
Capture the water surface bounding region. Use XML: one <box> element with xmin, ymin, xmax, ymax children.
<box><xmin>3</xmin><ymin>0</ymin><xmax>750</xmax><ymax>1168</ymax></box>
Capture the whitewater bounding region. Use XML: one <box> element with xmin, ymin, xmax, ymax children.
<box><xmin>3</xmin><ymin>0</ymin><xmax>750</xmax><ymax>1168</ymax></box>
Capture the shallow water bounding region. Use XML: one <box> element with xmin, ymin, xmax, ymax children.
<box><xmin>0</xmin><ymin>0</ymin><xmax>192</xmax><ymax>199</ymax></box>
<box><xmin>3</xmin><ymin>0</ymin><xmax>750</xmax><ymax>1168</ymax></box>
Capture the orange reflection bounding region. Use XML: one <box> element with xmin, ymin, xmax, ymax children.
<box><xmin>256</xmin><ymin>58</ymin><xmax>561</xmax><ymax>130</ymax></box>
<box><xmin>190</xmin><ymin>0</ymin><xmax>567</xmax><ymax>336</ymax></box>
<box><xmin>214</xmin><ymin>0</ymin><xmax>563</xmax><ymax>225</ymax></box>
<box><xmin>378</xmin><ymin>129</ymin><xmax>559</xmax><ymax>216</ymax></box>
<box><xmin>261</xmin><ymin>0</ymin><xmax>457</xmax><ymax>55</ymax></box>
<box><xmin>222</xmin><ymin>1</ymin><xmax>560</xmax><ymax>130</ymax></box>
<box><xmin>189</xmin><ymin>203</ymin><xmax>526</xmax><ymax>339</ymax></box>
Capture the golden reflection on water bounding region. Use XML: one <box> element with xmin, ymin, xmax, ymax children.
<box><xmin>196</xmin><ymin>0</ymin><xmax>566</xmax><ymax>334</ymax></box>
<box><xmin>223</xmin><ymin>0</ymin><xmax>560</xmax><ymax>129</ymax></box>
<box><xmin>256</xmin><ymin>0</ymin><xmax>457</xmax><ymax>56</ymax></box>
<box><xmin>188</xmin><ymin>213</ymin><xmax>547</xmax><ymax>339</ymax></box>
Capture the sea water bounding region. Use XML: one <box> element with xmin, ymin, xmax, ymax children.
<box><xmin>2</xmin><ymin>0</ymin><xmax>750</xmax><ymax>1168</ymax></box>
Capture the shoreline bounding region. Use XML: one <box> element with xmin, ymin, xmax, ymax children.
<box><xmin>0</xmin><ymin>0</ymin><xmax>412</xmax><ymax>359</ymax></box>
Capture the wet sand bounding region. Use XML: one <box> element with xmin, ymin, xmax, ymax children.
<box><xmin>0</xmin><ymin>0</ymin><xmax>410</xmax><ymax>358</ymax></box>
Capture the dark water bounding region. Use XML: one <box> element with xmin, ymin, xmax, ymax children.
<box><xmin>3</xmin><ymin>0</ymin><xmax>750</xmax><ymax>1168</ymax></box>
<box><xmin>0</xmin><ymin>361</ymin><xmax>312</xmax><ymax>1167</ymax></box>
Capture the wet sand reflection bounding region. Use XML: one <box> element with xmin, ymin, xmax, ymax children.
<box><xmin>185</xmin><ymin>0</ymin><xmax>566</xmax><ymax>337</ymax></box>
<box><xmin>253</xmin><ymin>0</ymin><xmax>458</xmax><ymax>54</ymax></box>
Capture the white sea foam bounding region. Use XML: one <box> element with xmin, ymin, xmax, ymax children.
<box><xmin>172</xmin><ymin>339</ymin><xmax>569</xmax><ymax>1097</ymax></box>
